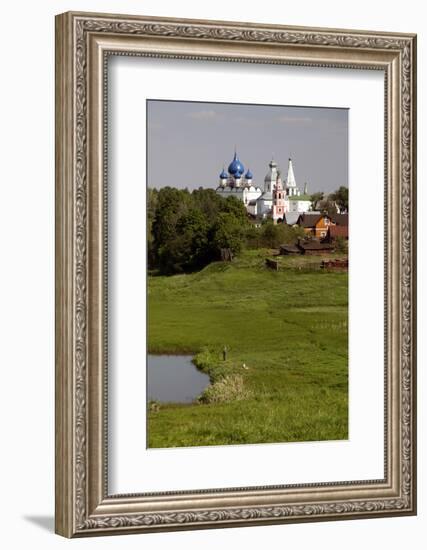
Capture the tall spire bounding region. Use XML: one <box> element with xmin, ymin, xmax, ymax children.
<box><xmin>287</xmin><ymin>158</ymin><xmax>296</xmax><ymax>187</ymax></box>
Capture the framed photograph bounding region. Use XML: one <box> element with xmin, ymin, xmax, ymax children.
<box><xmin>55</xmin><ymin>11</ymin><xmax>417</xmax><ymax>537</ymax></box>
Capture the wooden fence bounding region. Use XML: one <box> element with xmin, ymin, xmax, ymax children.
<box><xmin>265</xmin><ymin>258</ymin><xmax>279</xmax><ymax>271</ymax></box>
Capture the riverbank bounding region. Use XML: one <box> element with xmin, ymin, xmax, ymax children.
<box><xmin>147</xmin><ymin>249</ymin><xmax>348</xmax><ymax>448</ymax></box>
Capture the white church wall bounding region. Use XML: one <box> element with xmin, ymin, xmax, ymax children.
<box><xmin>216</xmin><ymin>158</ymin><xmax>312</xmax><ymax>217</ymax></box>
<box><xmin>247</xmin><ymin>202</ymin><xmax>258</xmax><ymax>216</ymax></box>
<box><xmin>289</xmin><ymin>200</ymin><xmax>312</xmax><ymax>213</ymax></box>
<box><xmin>245</xmin><ymin>188</ymin><xmax>262</xmax><ymax>204</ymax></box>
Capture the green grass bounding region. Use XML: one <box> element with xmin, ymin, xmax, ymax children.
<box><xmin>148</xmin><ymin>249</ymin><xmax>348</xmax><ymax>448</ymax></box>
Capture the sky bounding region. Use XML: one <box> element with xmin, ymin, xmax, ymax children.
<box><xmin>147</xmin><ymin>100</ymin><xmax>348</xmax><ymax>195</ymax></box>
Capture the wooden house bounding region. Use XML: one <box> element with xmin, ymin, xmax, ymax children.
<box><xmin>297</xmin><ymin>213</ymin><xmax>333</xmax><ymax>239</ymax></box>
<box><xmin>298</xmin><ymin>212</ymin><xmax>348</xmax><ymax>239</ymax></box>
<box><xmin>297</xmin><ymin>239</ymin><xmax>334</xmax><ymax>255</ymax></box>
<box><xmin>331</xmin><ymin>213</ymin><xmax>349</xmax><ymax>227</ymax></box>
<box><xmin>324</xmin><ymin>224</ymin><xmax>349</xmax><ymax>243</ymax></box>
<box><xmin>279</xmin><ymin>244</ymin><xmax>300</xmax><ymax>255</ymax></box>
<box><xmin>283</xmin><ymin>212</ymin><xmax>301</xmax><ymax>226</ymax></box>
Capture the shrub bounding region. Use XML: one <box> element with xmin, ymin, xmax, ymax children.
<box><xmin>148</xmin><ymin>400</ymin><xmax>161</xmax><ymax>413</ymax></box>
<box><xmin>334</xmin><ymin>236</ymin><xmax>348</xmax><ymax>254</ymax></box>
<box><xmin>198</xmin><ymin>374</ymin><xmax>252</xmax><ymax>404</ymax></box>
<box><xmin>193</xmin><ymin>348</ymin><xmax>216</xmax><ymax>371</ymax></box>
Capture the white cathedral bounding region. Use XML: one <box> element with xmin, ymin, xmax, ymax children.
<box><xmin>215</xmin><ymin>152</ymin><xmax>312</xmax><ymax>222</ymax></box>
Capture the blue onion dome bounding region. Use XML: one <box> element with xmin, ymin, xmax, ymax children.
<box><xmin>228</xmin><ymin>152</ymin><xmax>245</xmax><ymax>178</ymax></box>
<box><xmin>245</xmin><ymin>168</ymin><xmax>253</xmax><ymax>179</ymax></box>
<box><xmin>219</xmin><ymin>168</ymin><xmax>228</xmax><ymax>179</ymax></box>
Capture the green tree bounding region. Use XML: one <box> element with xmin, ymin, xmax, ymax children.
<box><xmin>218</xmin><ymin>195</ymin><xmax>248</xmax><ymax>222</ymax></box>
<box><xmin>211</xmin><ymin>212</ymin><xmax>246</xmax><ymax>256</ymax></box>
<box><xmin>259</xmin><ymin>221</ymin><xmax>299</xmax><ymax>248</ymax></box>
<box><xmin>292</xmin><ymin>225</ymin><xmax>306</xmax><ymax>241</ymax></box>
<box><xmin>176</xmin><ymin>209</ymin><xmax>210</xmax><ymax>271</ymax></box>
<box><xmin>155</xmin><ymin>205</ymin><xmax>211</xmax><ymax>275</ymax></box>
<box><xmin>334</xmin><ymin>236</ymin><xmax>348</xmax><ymax>254</ymax></box>
<box><xmin>244</xmin><ymin>224</ymin><xmax>262</xmax><ymax>249</ymax></box>
<box><xmin>192</xmin><ymin>188</ymin><xmax>223</xmax><ymax>220</ymax></box>
<box><xmin>331</xmin><ymin>186</ymin><xmax>349</xmax><ymax>213</ymax></box>
<box><xmin>261</xmin><ymin>222</ymin><xmax>283</xmax><ymax>248</ymax></box>
<box><xmin>152</xmin><ymin>187</ymin><xmax>191</xmax><ymax>247</ymax></box>
<box><xmin>317</xmin><ymin>199</ymin><xmax>339</xmax><ymax>217</ymax></box>
<box><xmin>147</xmin><ymin>188</ymin><xmax>159</xmax><ymax>269</ymax></box>
<box><xmin>310</xmin><ymin>191</ymin><xmax>324</xmax><ymax>211</ymax></box>
<box><xmin>150</xmin><ymin>187</ymin><xmax>251</xmax><ymax>274</ymax></box>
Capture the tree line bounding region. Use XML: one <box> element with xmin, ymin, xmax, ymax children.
<box><xmin>310</xmin><ymin>186</ymin><xmax>349</xmax><ymax>215</ymax></box>
<box><xmin>148</xmin><ymin>187</ymin><xmax>305</xmax><ymax>275</ymax></box>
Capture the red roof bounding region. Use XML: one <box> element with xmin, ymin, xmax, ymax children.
<box><xmin>297</xmin><ymin>213</ymin><xmax>323</xmax><ymax>228</ymax></box>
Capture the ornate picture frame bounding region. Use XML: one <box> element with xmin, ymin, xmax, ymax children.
<box><xmin>55</xmin><ymin>11</ymin><xmax>416</xmax><ymax>537</ymax></box>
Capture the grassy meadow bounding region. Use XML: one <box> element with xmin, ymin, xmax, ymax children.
<box><xmin>147</xmin><ymin>249</ymin><xmax>348</xmax><ymax>448</ymax></box>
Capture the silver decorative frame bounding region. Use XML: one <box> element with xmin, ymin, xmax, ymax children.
<box><xmin>55</xmin><ymin>11</ymin><xmax>417</xmax><ymax>537</ymax></box>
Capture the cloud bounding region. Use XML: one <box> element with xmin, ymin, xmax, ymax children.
<box><xmin>187</xmin><ymin>110</ymin><xmax>219</xmax><ymax>120</ymax></box>
<box><xmin>230</xmin><ymin>116</ymin><xmax>262</xmax><ymax>127</ymax></box>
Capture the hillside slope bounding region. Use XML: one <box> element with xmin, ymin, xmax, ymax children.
<box><xmin>148</xmin><ymin>250</ymin><xmax>348</xmax><ymax>447</ymax></box>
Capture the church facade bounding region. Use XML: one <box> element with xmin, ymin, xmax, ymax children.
<box><xmin>215</xmin><ymin>152</ymin><xmax>312</xmax><ymax>222</ymax></box>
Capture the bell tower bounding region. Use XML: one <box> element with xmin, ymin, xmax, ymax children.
<box><xmin>264</xmin><ymin>158</ymin><xmax>278</xmax><ymax>194</ymax></box>
<box><xmin>272</xmin><ymin>170</ymin><xmax>288</xmax><ymax>222</ymax></box>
